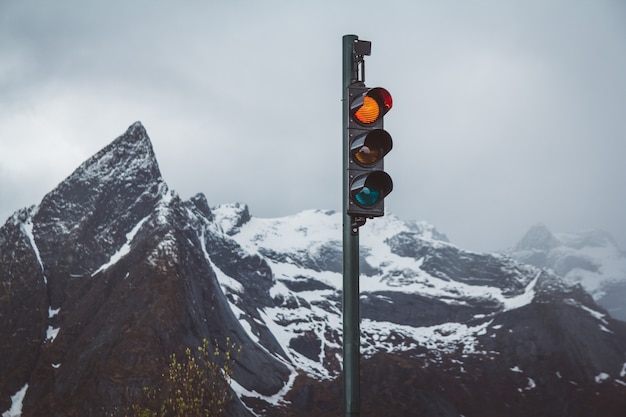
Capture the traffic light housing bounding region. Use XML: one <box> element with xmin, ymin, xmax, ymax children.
<box><xmin>346</xmin><ymin>81</ymin><xmax>393</xmax><ymax>218</ymax></box>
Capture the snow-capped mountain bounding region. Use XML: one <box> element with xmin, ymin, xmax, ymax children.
<box><xmin>509</xmin><ymin>223</ymin><xmax>626</xmax><ymax>321</ymax></box>
<box><xmin>2</xmin><ymin>123</ymin><xmax>626</xmax><ymax>417</ymax></box>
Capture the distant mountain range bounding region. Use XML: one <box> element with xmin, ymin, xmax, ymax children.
<box><xmin>2</xmin><ymin>122</ymin><xmax>626</xmax><ymax>417</ymax></box>
<box><xmin>509</xmin><ymin>223</ymin><xmax>626</xmax><ymax>321</ymax></box>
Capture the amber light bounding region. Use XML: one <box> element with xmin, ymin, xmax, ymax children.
<box><xmin>354</xmin><ymin>96</ymin><xmax>380</xmax><ymax>125</ymax></box>
<box><xmin>354</xmin><ymin>145</ymin><xmax>380</xmax><ymax>165</ymax></box>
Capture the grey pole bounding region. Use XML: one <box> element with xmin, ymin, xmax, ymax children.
<box><xmin>342</xmin><ymin>33</ymin><xmax>360</xmax><ymax>417</ymax></box>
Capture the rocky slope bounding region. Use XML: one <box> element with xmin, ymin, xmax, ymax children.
<box><xmin>2</xmin><ymin>123</ymin><xmax>626</xmax><ymax>417</ymax></box>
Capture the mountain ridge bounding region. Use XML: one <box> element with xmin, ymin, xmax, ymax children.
<box><xmin>2</xmin><ymin>122</ymin><xmax>626</xmax><ymax>417</ymax></box>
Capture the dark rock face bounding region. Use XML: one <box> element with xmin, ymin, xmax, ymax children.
<box><xmin>388</xmin><ymin>232</ymin><xmax>533</xmax><ymax>294</ymax></box>
<box><xmin>0</xmin><ymin>207</ymin><xmax>48</xmax><ymax>413</ymax></box>
<box><xmin>0</xmin><ymin>123</ymin><xmax>288</xmax><ymax>416</ymax></box>
<box><xmin>2</xmin><ymin>122</ymin><xmax>626</xmax><ymax>417</ymax></box>
<box><xmin>281</xmin><ymin>300</ymin><xmax>626</xmax><ymax>417</ymax></box>
<box><xmin>361</xmin><ymin>290</ymin><xmax>501</xmax><ymax>327</ymax></box>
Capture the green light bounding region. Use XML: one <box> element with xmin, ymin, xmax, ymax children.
<box><xmin>354</xmin><ymin>186</ymin><xmax>380</xmax><ymax>206</ymax></box>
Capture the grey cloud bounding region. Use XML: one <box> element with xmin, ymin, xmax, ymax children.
<box><xmin>1</xmin><ymin>0</ymin><xmax>625</xmax><ymax>252</ymax></box>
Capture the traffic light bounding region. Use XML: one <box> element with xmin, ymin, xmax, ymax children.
<box><xmin>346</xmin><ymin>81</ymin><xmax>393</xmax><ymax>218</ymax></box>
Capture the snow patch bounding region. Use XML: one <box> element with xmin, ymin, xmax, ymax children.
<box><xmin>502</xmin><ymin>271</ymin><xmax>540</xmax><ymax>311</ymax></box>
<box><xmin>20</xmin><ymin>215</ymin><xmax>46</xmax><ymax>284</ymax></box>
<box><xmin>361</xmin><ymin>319</ymin><xmax>493</xmax><ymax>357</ymax></box>
<box><xmin>212</xmin><ymin>203</ymin><xmax>249</xmax><ymax>235</ymax></box>
<box><xmin>199</xmin><ymin>228</ymin><xmax>244</xmax><ymax>295</ymax></box>
<box><xmin>46</xmin><ymin>326</ymin><xmax>59</xmax><ymax>342</ymax></box>
<box><xmin>233</xmin><ymin>210</ymin><xmax>342</xmax><ymax>255</ymax></box>
<box><xmin>599</xmin><ymin>324</ymin><xmax>613</xmax><ymax>333</ymax></box>
<box><xmin>154</xmin><ymin>183</ymin><xmax>175</xmax><ymax>225</ymax></box>
<box><xmin>595</xmin><ymin>372</ymin><xmax>610</xmax><ymax>383</ymax></box>
<box><xmin>579</xmin><ymin>303</ymin><xmax>608</xmax><ymax>323</ymax></box>
<box><xmin>228</xmin><ymin>302</ymin><xmax>259</xmax><ymax>344</ymax></box>
<box><xmin>2</xmin><ymin>383</ymin><xmax>28</xmax><ymax>417</ymax></box>
<box><xmin>259</xmin><ymin>305</ymin><xmax>336</xmax><ymax>380</ymax></box>
<box><xmin>48</xmin><ymin>306</ymin><xmax>60</xmax><ymax>318</ymax></box>
<box><xmin>230</xmin><ymin>370</ymin><xmax>298</xmax><ymax>408</ymax></box>
<box><xmin>564</xmin><ymin>298</ymin><xmax>610</xmax><ymax>328</ymax></box>
<box><xmin>92</xmin><ymin>215</ymin><xmax>150</xmax><ymax>275</ymax></box>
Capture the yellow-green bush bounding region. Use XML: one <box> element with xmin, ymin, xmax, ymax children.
<box><xmin>117</xmin><ymin>338</ymin><xmax>239</xmax><ymax>417</ymax></box>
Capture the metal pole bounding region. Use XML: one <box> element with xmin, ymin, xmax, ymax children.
<box><xmin>342</xmin><ymin>33</ymin><xmax>360</xmax><ymax>417</ymax></box>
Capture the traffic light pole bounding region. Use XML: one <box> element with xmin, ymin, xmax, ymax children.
<box><xmin>342</xmin><ymin>33</ymin><xmax>361</xmax><ymax>417</ymax></box>
<box><xmin>342</xmin><ymin>34</ymin><xmax>393</xmax><ymax>417</ymax></box>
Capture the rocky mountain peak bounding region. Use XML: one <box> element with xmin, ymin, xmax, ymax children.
<box><xmin>186</xmin><ymin>193</ymin><xmax>214</xmax><ymax>221</ymax></box>
<box><xmin>212</xmin><ymin>202</ymin><xmax>251</xmax><ymax>235</ymax></box>
<box><xmin>63</xmin><ymin>121</ymin><xmax>159</xmax><ymax>188</ymax></box>
<box><xmin>29</xmin><ymin>122</ymin><xmax>171</xmax><ymax>306</ymax></box>
<box><xmin>34</xmin><ymin>121</ymin><xmax>163</xmax><ymax>223</ymax></box>
<box><xmin>515</xmin><ymin>223</ymin><xmax>559</xmax><ymax>252</ymax></box>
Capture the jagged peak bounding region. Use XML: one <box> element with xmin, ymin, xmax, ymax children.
<box><xmin>515</xmin><ymin>223</ymin><xmax>559</xmax><ymax>252</ymax></box>
<box><xmin>32</xmin><ymin>123</ymin><xmax>168</xmax><ymax>253</ymax></box>
<box><xmin>186</xmin><ymin>193</ymin><xmax>213</xmax><ymax>220</ymax></box>
<box><xmin>127</xmin><ymin>120</ymin><xmax>146</xmax><ymax>134</ymax></box>
<box><xmin>212</xmin><ymin>202</ymin><xmax>251</xmax><ymax>236</ymax></box>
<box><xmin>5</xmin><ymin>205</ymin><xmax>37</xmax><ymax>228</ymax></box>
<box><xmin>79</xmin><ymin>121</ymin><xmax>159</xmax><ymax>180</ymax></box>
<box><xmin>41</xmin><ymin>122</ymin><xmax>162</xmax><ymax>199</ymax></box>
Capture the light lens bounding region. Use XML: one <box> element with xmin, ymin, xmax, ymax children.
<box><xmin>350</xmin><ymin>130</ymin><xmax>392</xmax><ymax>167</ymax></box>
<box><xmin>354</xmin><ymin>96</ymin><xmax>380</xmax><ymax>125</ymax></box>
<box><xmin>354</xmin><ymin>145</ymin><xmax>381</xmax><ymax>165</ymax></box>
<box><xmin>350</xmin><ymin>171</ymin><xmax>393</xmax><ymax>209</ymax></box>
<box><xmin>354</xmin><ymin>186</ymin><xmax>380</xmax><ymax>206</ymax></box>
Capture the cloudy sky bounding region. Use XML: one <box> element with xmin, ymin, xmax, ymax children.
<box><xmin>1</xmin><ymin>0</ymin><xmax>625</xmax><ymax>252</ymax></box>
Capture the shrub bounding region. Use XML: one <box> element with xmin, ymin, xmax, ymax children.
<box><xmin>118</xmin><ymin>338</ymin><xmax>239</xmax><ymax>417</ymax></box>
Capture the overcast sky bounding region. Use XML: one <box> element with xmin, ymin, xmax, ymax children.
<box><xmin>1</xmin><ymin>0</ymin><xmax>625</xmax><ymax>252</ymax></box>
